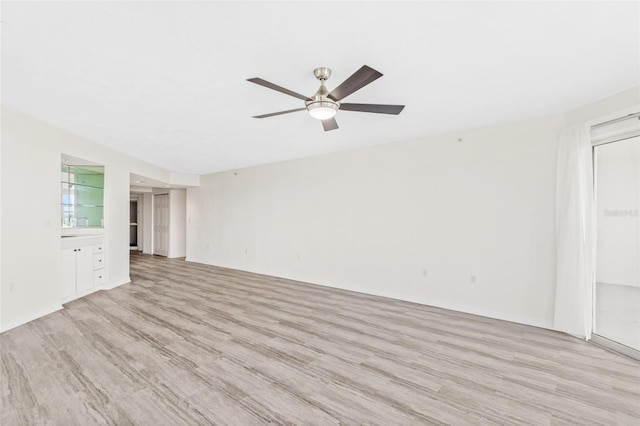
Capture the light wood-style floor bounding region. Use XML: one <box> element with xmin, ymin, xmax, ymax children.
<box><xmin>2</xmin><ymin>253</ymin><xmax>639</xmax><ymax>425</ymax></box>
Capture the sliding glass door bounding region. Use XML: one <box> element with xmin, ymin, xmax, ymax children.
<box><xmin>593</xmin><ymin>136</ymin><xmax>639</xmax><ymax>354</ymax></box>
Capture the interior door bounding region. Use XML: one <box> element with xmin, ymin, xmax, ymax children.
<box><xmin>153</xmin><ymin>194</ymin><xmax>169</xmax><ymax>256</ymax></box>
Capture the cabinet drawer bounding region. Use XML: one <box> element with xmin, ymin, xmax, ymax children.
<box><xmin>93</xmin><ymin>244</ymin><xmax>105</xmax><ymax>254</ymax></box>
<box><xmin>93</xmin><ymin>270</ymin><xmax>106</xmax><ymax>286</ymax></box>
<box><xmin>93</xmin><ymin>253</ymin><xmax>105</xmax><ymax>270</ymax></box>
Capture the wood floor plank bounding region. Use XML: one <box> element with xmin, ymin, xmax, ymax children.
<box><xmin>1</xmin><ymin>252</ymin><xmax>639</xmax><ymax>425</ymax></box>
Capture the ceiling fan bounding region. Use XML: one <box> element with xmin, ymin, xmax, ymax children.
<box><xmin>247</xmin><ymin>65</ymin><xmax>405</xmax><ymax>132</ymax></box>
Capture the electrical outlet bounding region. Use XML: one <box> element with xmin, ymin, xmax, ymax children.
<box><xmin>470</xmin><ymin>274</ymin><xmax>476</xmax><ymax>284</ymax></box>
<box><xmin>9</xmin><ymin>282</ymin><xmax>15</xmax><ymax>293</ymax></box>
<box><xmin>422</xmin><ymin>268</ymin><xmax>428</xmax><ymax>277</ymax></box>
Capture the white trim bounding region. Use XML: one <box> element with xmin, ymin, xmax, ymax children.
<box><xmin>410</xmin><ymin>297</ymin><xmax>553</xmax><ymax>330</ymax></box>
<box><xmin>101</xmin><ymin>278</ymin><xmax>130</xmax><ymax>290</ymax></box>
<box><xmin>323</xmin><ymin>285</ymin><xmax>554</xmax><ymax>330</ymax></box>
<box><xmin>0</xmin><ymin>304</ymin><xmax>63</xmax><ymax>333</ymax></box>
<box><xmin>591</xmin><ymin>112</ymin><xmax>640</xmax><ymax>129</ymax></box>
<box><xmin>583</xmin><ymin>105</ymin><xmax>640</xmax><ymax>128</ymax></box>
<box><xmin>591</xmin><ymin>131</ymin><xmax>640</xmax><ymax>147</ymax></box>
<box><xmin>591</xmin><ymin>110</ymin><xmax>640</xmax><ymax>147</ymax></box>
<box><xmin>1</xmin><ymin>279</ymin><xmax>132</xmax><ymax>332</ymax></box>
<box><xmin>184</xmin><ymin>260</ymin><xmax>553</xmax><ymax>331</ymax></box>
<box><xmin>61</xmin><ymin>286</ymin><xmax>101</xmax><ymax>304</ymax></box>
<box><xmin>59</xmin><ymin>278</ymin><xmax>129</xmax><ymax>304</ymax></box>
<box><xmin>591</xmin><ymin>334</ymin><xmax>640</xmax><ymax>361</ymax></box>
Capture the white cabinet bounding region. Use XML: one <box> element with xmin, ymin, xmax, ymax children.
<box><xmin>93</xmin><ymin>244</ymin><xmax>106</xmax><ymax>285</ymax></box>
<box><xmin>63</xmin><ymin>246</ymin><xmax>93</xmax><ymax>295</ymax></box>
<box><xmin>61</xmin><ymin>237</ymin><xmax>106</xmax><ymax>302</ymax></box>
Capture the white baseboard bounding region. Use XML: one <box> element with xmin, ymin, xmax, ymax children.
<box><xmin>101</xmin><ymin>278</ymin><xmax>130</xmax><ymax>290</ymax></box>
<box><xmin>0</xmin><ymin>304</ymin><xmax>63</xmax><ymax>333</ymax></box>
<box><xmin>404</xmin><ymin>295</ymin><xmax>553</xmax><ymax>330</ymax></box>
<box><xmin>313</xmin><ymin>283</ymin><xmax>553</xmax><ymax>331</ymax></box>
<box><xmin>61</xmin><ymin>286</ymin><xmax>101</xmax><ymax>304</ymax></box>
<box><xmin>61</xmin><ymin>276</ymin><xmax>131</xmax><ymax>306</ymax></box>
<box><xmin>183</xmin><ymin>259</ymin><xmax>553</xmax><ymax>331</ymax></box>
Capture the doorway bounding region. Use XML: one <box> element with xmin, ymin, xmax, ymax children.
<box><xmin>593</xmin><ymin>134</ymin><xmax>639</xmax><ymax>357</ymax></box>
<box><xmin>130</xmin><ymin>199</ymin><xmax>139</xmax><ymax>250</ymax></box>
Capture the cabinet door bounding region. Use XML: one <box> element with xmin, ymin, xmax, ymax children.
<box><xmin>75</xmin><ymin>246</ymin><xmax>94</xmax><ymax>292</ymax></box>
<box><xmin>61</xmin><ymin>248</ymin><xmax>77</xmax><ymax>299</ymax></box>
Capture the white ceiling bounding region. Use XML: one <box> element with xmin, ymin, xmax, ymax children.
<box><xmin>2</xmin><ymin>1</ymin><xmax>639</xmax><ymax>175</ymax></box>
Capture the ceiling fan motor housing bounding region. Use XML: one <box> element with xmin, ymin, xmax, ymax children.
<box><xmin>306</xmin><ymin>67</ymin><xmax>340</xmax><ymax>119</ymax></box>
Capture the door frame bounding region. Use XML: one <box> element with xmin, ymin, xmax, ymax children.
<box><xmin>590</xmin><ymin>114</ymin><xmax>640</xmax><ymax>361</ymax></box>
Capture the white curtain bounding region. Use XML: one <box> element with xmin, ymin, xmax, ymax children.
<box><xmin>554</xmin><ymin>124</ymin><xmax>595</xmax><ymax>340</ymax></box>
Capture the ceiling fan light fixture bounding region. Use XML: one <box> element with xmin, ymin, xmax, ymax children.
<box><xmin>307</xmin><ymin>100</ymin><xmax>339</xmax><ymax>120</ymax></box>
<box><xmin>248</xmin><ymin>65</ymin><xmax>404</xmax><ymax>131</ymax></box>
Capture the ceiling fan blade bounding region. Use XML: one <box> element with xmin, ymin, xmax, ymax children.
<box><xmin>339</xmin><ymin>103</ymin><xmax>405</xmax><ymax>115</ymax></box>
<box><xmin>252</xmin><ymin>108</ymin><xmax>306</xmax><ymax>119</ymax></box>
<box><xmin>247</xmin><ymin>78</ymin><xmax>311</xmax><ymax>101</ymax></box>
<box><xmin>322</xmin><ymin>117</ymin><xmax>339</xmax><ymax>132</ymax></box>
<box><xmin>327</xmin><ymin>65</ymin><xmax>383</xmax><ymax>101</ymax></box>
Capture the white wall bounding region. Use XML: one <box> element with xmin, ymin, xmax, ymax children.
<box><xmin>187</xmin><ymin>115</ymin><xmax>561</xmax><ymax>327</ymax></box>
<box><xmin>595</xmin><ymin>138</ymin><xmax>640</xmax><ymax>287</ymax></box>
<box><xmin>169</xmin><ymin>189</ymin><xmax>187</xmax><ymax>258</ymax></box>
<box><xmin>0</xmin><ymin>108</ymin><xmax>176</xmax><ymax>331</ymax></box>
<box><xmin>170</xmin><ymin>172</ymin><xmax>200</xmax><ymax>187</ymax></box>
<box><xmin>0</xmin><ymin>115</ymin><xmax>2</xmax><ymax>327</ymax></box>
<box><xmin>187</xmin><ymin>88</ymin><xmax>640</xmax><ymax>329</ymax></box>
